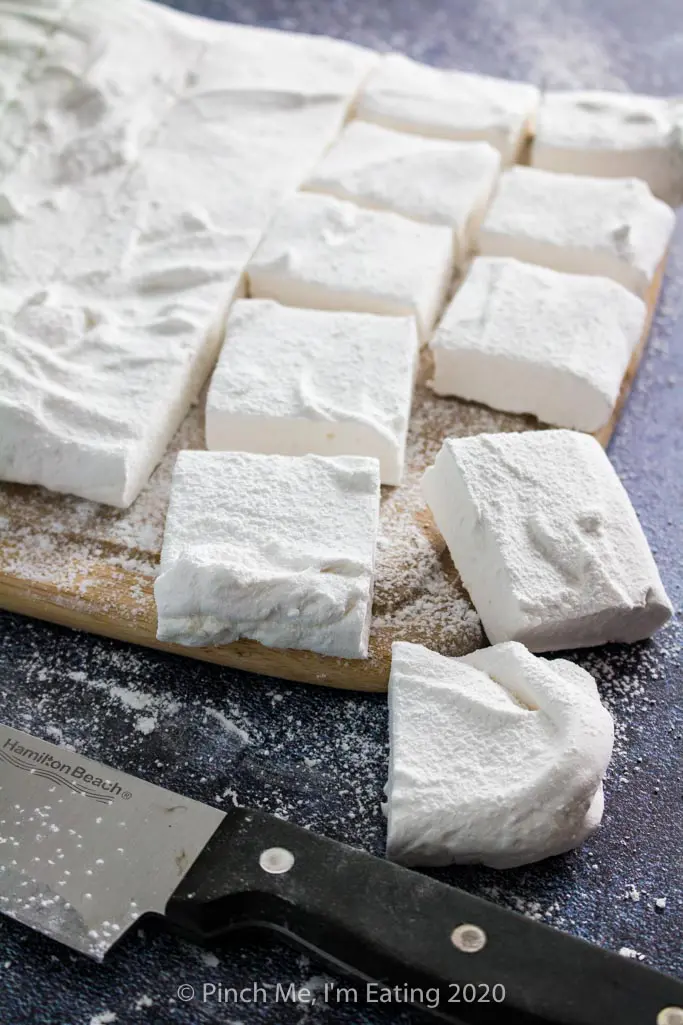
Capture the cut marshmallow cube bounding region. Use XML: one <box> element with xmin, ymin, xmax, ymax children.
<box><xmin>0</xmin><ymin>258</ymin><xmax>246</xmax><ymax>508</ymax></box>
<box><xmin>154</xmin><ymin>450</ymin><xmax>381</xmax><ymax>658</ymax></box>
<box><xmin>430</xmin><ymin>256</ymin><xmax>647</xmax><ymax>432</ymax></box>
<box><xmin>386</xmin><ymin>640</ymin><xmax>614</xmax><ymax>869</ymax></box>
<box><xmin>356</xmin><ymin>54</ymin><xmax>539</xmax><ymax>164</ymax></box>
<box><xmin>247</xmin><ymin>191</ymin><xmax>455</xmax><ymax>341</ymax></box>
<box><xmin>479</xmin><ymin>166</ymin><xmax>675</xmax><ymax>297</ymax></box>
<box><xmin>531</xmin><ymin>90</ymin><xmax>683</xmax><ymax>206</ymax></box>
<box><xmin>206</xmin><ymin>300</ymin><xmax>419</xmax><ymax>485</ymax></box>
<box><xmin>304</xmin><ymin>120</ymin><xmax>501</xmax><ymax>257</ymax></box>
<box><xmin>422</xmin><ymin>430</ymin><xmax>673</xmax><ymax>651</ymax></box>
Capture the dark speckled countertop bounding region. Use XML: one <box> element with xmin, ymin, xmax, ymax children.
<box><xmin>0</xmin><ymin>1</ymin><xmax>681</xmax><ymax>1022</ymax></box>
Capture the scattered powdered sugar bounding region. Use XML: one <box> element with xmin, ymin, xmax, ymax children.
<box><xmin>0</xmin><ymin>349</ymin><xmax>529</xmax><ymax>683</ymax></box>
<box><xmin>0</xmin><ymin>318</ymin><xmax>664</xmax><ymax>686</ymax></box>
<box><xmin>205</xmin><ymin>706</ymin><xmax>251</xmax><ymax>746</ymax></box>
<box><xmin>619</xmin><ymin>946</ymin><xmax>646</xmax><ymax>961</ymax></box>
<box><xmin>480</xmin><ymin>0</ymin><xmax>628</xmax><ymax>90</ymax></box>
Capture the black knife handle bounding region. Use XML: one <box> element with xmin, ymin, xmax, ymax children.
<box><xmin>165</xmin><ymin>808</ymin><xmax>683</xmax><ymax>1024</ymax></box>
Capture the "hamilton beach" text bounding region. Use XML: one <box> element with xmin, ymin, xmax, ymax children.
<box><xmin>2</xmin><ymin>737</ymin><xmax>124</xmax><ymax>795</ymax></box>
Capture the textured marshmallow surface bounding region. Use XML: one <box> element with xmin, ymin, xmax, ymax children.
<box><xmin>386</xmin><ymin>641</ymin><xmax>614</xmax><ymax>869</ymax></box>
<box><xmin>304</xmin><ymin>120</ymin><xmax>500</xmax><ymax>257</ymax></box>
<box><xmin>155</xmin><ymin>451</ymin><xmax>381</xmax><ymax>658</ymax></box>
<box><xmin>247</xmin><ymin>191</ymin><xmax>455</xmax><ymax>341</ymax></box>
<box><xmin>356</xmin><ymin>53</ymin><xmax>539</xmax><ymax>164</ymax></box>
<box><xmin>0</xmin><ymin>0</ymin><xmax>205</xmax><ymax>302</ymax></box>
<box><xmin>206</xmin><ymin>300</ymin><xmax>419</xmax><ymax>486</ymax></box>
<box><xmin>0</xmin><ymin>266</ymin><xmax>245</xmax><ymax>507</ymax></box>
<box><xmin>430</xmin><ymin>257</ymin><xmax>647</xmax><ymax>431</ymax></box>
<box><xmin>0</xmin><ymin>5</ymin><xmax>377</xmax><ymax>504</ymax></box>
<box><xmin>479</xmin><ymin>166</ymin><xmax>675</xmax><ymax>297</ymax></box>
<box><xmin>531</xmin><ymin>90</ymin><xmax>683</xmax><ymax>206</ymax></box>
<box><xmin>0</xmin><ymin>6</ymin><xmax>375</xmax><ymax>304</ymax></box>
<box><xmin>422</xmin><ymin>431</ymin><xmax>673</xmax><ymax>651</ymax></box>
<box><xmin>0</xmin><ymin>0</ymin><xmax>71</xmax><ymax>114</ymax></box>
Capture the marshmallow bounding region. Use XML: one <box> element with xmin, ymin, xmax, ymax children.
<box><xmin>0</xmin><ymin>260</ymin><xmax>245</xmax><ymax>507</ymax></box>
<box><xmin>386</xmin><ymin>640</ymin><xmax>614</xmax><ymax>868</ymax></box>
<box><xmin>106</xmin><ymin>21</ymin><xmax>377</xmax><ymax>243</ymax></box>
<box><xmin>0</xmin><ymin>14</ymin><xmax>377</xmax><ymax>503</ymax></box>
<box><xmin>356</xmin><ymin>53</ymin><xmax>539</xmax><ymax>164</ymax></box>
<box><xmin>248</xmin><ymin>192</ymin><xmax>455</xmax><ymax>341</ymax></box>
<box><xmin>0</xmin><ymin>0</ymin><xmax>204</xmax><ymax>301</ymax></box>
<box><xmin>479</xmin><ymin>166</ymin><xmax>675</xmax><ymax>297</ymax></box>
<box><xmin>154</xmin><ymin>451</ymin><xmax>381</xmax><ymax>658</ymax></box>
<box><xmin>430</xmin><ymin>257</ymin><xmax>647</xmax><ymax>432</ymax></box>
<box><xmin>422</xmin><ymin>430</ymin><xmax>672</xmax><ymax>651</ymax></box>
<box><xmin>0</xmin><ymin>1</ymin><xmax>71</xmax><ymax>115</ymax></box>
<box><xmin>206</xmin><ymin>300</ymin><xmax>419</xmax><ymax>486</ymax></box>
<box><xmin>531</xmin><ymin>90</ymin><xmax>683</xmax><ymax>206</ymax></box>
<box><xmin>304</xmin><ymin>120</ymin><xmax>500</xmax><ymax>259</ymax></box>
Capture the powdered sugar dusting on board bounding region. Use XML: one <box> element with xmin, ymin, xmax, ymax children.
<box><xmin>0</xmin><ymin>314</ymin><xmax>660</xmax><ymax>684</ymax></box>
<box><xmin>0</xmin><ymin>351</ymin><xmax>520</xmax><ymax>673</ymax></box>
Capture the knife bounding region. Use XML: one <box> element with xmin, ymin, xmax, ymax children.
<box><xmin>0</xmin><ymin>723</ymin><xmax>681</xmax><ymax>1025</ymax></box>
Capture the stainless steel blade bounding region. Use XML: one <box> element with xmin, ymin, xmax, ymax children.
<box><xmin>0</xmin><ymin>724</ymin><xmax>225</xmax><ymax>960</ymax></box>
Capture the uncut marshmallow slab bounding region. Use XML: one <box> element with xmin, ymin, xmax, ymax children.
<box><xmin>422</xmin><ymin>430</ymin><xmax>673</xmax><ymax>651</ymax></box>
<box><xmin>247</xmin><ymin>192</ymin><xmax>455</xmax><ymax>341</ymax></box>
<box><xmin>304</xmin><ymin>120</ymin><xmax>500</xmax><ymax>256</ymax></box>
<box><xmin>387</xmin><ymin>641</ymin><xmax>614</xmax><ymax>868</ymax></box>
<box><xmin>206</xmin><ymin>301</ymin><xmax>419</xmax><ymax>486</ymax></box>
<box><xmin>0</xmin><ymin>0</ymin><xmax>72</xmax><ymax>112</ymax></box>
<box><xmin>430</xmin><ymin>257</ymin><xmax>647</xmax><ymax>431</ymax></box>
<box><xmin>356</xmin><ymin>53</ymin><xmax>539</xmax><ymax>164</ymax></box>
<box><xmin>154</xmin><ymin>451</ymin><xmax>380</xmax><ymax>658</ymax></box>
<box><xmin>479</xmin><ymin>166</ymin><xmax>675</xmax><ymax>297</ymax></box>
<box><xmin>531</xmin><ymin>90</ymin><xmax>683</xmax><ymax>207</ymax></box>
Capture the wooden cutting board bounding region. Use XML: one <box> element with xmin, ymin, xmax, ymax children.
<box><xmin>0</xmin><ymin>261</ymin><xmax>665</xmax><ymax>692</ymax></box>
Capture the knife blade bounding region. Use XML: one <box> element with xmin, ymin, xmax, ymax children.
<box><xmin>1</xmin><ymin>723</ymin><xmax>681</xmax><ymax>1025</ymax></box>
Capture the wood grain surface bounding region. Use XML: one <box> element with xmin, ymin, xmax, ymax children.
<box><xmin>0</xmin><ymin>259</ymin><xmax>665</xmax><ymax>692</ymax></box>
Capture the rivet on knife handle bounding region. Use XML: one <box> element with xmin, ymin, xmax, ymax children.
<box><xmin>165</xmin><ymin>807</ymin><xmax>683</xmax><ymax>1025</ymax></box>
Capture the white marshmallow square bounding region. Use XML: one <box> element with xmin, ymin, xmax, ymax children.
<box><xmin>531</xmin><ymin>90</ymin><xmax>683</xmax><ymax>206</ymax></box>
<box><xmin>0</xmin><ymin>254</ymin><xmax>245</xmax><ymax>508</ymax></box>
<box><xmin>356</xmin><ymin>53</ymin><xmax>540</xmax><ymax>164</ymax></box>
<box><xmin>206</xmin><ymin>300</ymin><xmax>419</xmax><ymax>486</ymax></box>
<box><xmin>154</xmin><ymin>450</ymin><xmax>381</xmax><ymax>658</ymax></box>
<box><xmin>303</xmin><ymin>120</ymin><xmax>501</xmax><ymax>258</ymax></box>
<box><xmin>430</xmin><ymin>256</ymin><xmax>647</xmax><ymax>431</ymax></box>
<box><xmin>387</xmin><ymin>640</ymin><xmax>614</xmax><ymax>868</ymax></box>
<box><xmin>247</xmin><ymin>191</ymin><xmax>455</xmax><ymax>342</ymax></box>
<box><xmin>479</xmin><ymin>166</ymin><xmax>675</xmax><ymax>297</ymax></box>
<box><xmin>422</xmin><ymin>430</ymin><xmax>672</xmax><ymax>651</ymax></box>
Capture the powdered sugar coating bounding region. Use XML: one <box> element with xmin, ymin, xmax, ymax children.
<box><xmin>0</xmin><ymin>0</ymin><xmax>205</xmax><ymax>305</ymax></box>
<box><xmin>0</xmin><ymin>9</ymin><xmax>377</xmax><ymax>504</ymax></box>
<box><xmin>0</xmin><ymin>270</ymin><xmax>244</xmax><ymax>507</ymax></box>
<box><xmin>356</xmin><ymin>53</ymin><xmax>539</xmax><ymax>164</ymax></box>
<box><xmin>479</xmin><ymin>166</ymin><xmax>675</xmax><ymax>297</ymax></box>
<box><xmin>386</xmin><ymin>640</ymin><xmax>614</xmax><ymax>868</ymax></box>
<box><xmin>247</xmin><ymin>191</ymin><xmax>455</xmax><ymax>341</ymax></box>
<box><xmin>422</xmin><ymin>430</ymin><xmax>673</xmax><ymax>651</ymax></box>
<box><xmin>206</xmin><ymin>300</ymin><xmax>419</xmax><ymax>485</ymax></box>
<box><xmin>531</xmin><ymin>90</ymin><xmax>683</xmax><ymax>206</ymax></box>
<box><xmin>430</xmin><ymin>256</ymin><xmax>647</xmax><ymax>431</ymax></box>
<box><xmin>0</xmin><ymin>0</ymin><xmax>71</xmax><ymax>115</ymax></box>
<box><xmin>304</xmin><ymin>120</ymin><xmax>500</xmax><ymax>260</ymax></box>
<box><xmin>155</xmin><ymin>451</ymin><xmax>381</xmax><ymax>659</ymax></box>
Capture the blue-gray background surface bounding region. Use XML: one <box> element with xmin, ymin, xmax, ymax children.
<box><xmin>0</xmin><ymin>0</ymin><xmax>681</xmax><ymax>1022</ymax></box>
